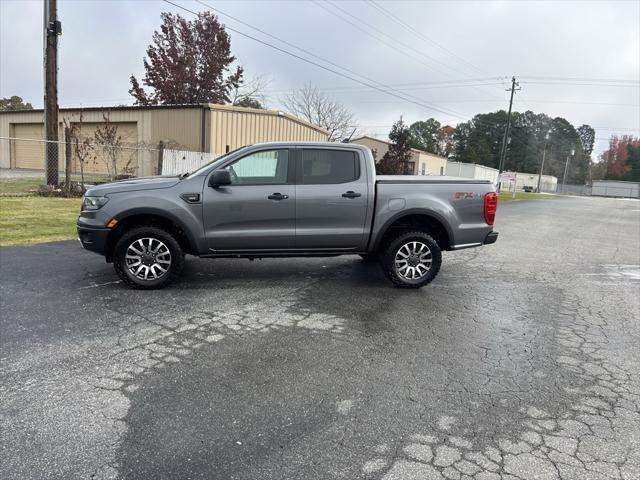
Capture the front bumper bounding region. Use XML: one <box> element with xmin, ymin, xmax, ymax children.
<box><xmin>77</xmin><ymin>224</ymin><xmax>110</xmax><ymax>255</ymax></box>
<box><xmin>484</xmin><ymin>231</ymin><xmax>499</xmax><ymax>245</ymax></box>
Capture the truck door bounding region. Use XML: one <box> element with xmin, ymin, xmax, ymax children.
<box><xmin>202</xmin><ymin>148</ymin><xmax>295</xmax><ymax>251</ymax></box>
<box><xmin>295</xmin><ymin>147</ymin><xmax>369</xmax><ymax>249</ymax></box>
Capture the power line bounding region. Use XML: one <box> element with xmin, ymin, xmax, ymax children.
<box><xmin>165</xmin><ymin>0</ymin><xmax>478</xmax><ymax>121</ymax></box>
<box><xmin>264</xmin><ymin>77</ymin><xmax>506</xmax><ymax>92</ymax></box>
<box><xmin>262</xmin><ymin>82</ymin><xmax>505</xmax><ymax>95</ymax></box>
<box><xmin>194</xmin><ymin>0</ymin><xmax>488</xmax><ymax>118</ymax></box>
<box><xmin>311</xmin><ymin>0</ymin><xmax>505</xmax><ymax>106</ymax></box>
<box><xmin>519</xmin><ymin>75</ymin><xmax>639</xmax><ymax>84</ymax></box>
<box><xmin>522</xmin><ymin>81</ymin><xmax>640</xmax><ymax>88</ymax></box>
<box><xmin>194</xmin><ymin>0</ymin><xmax>397</xmax><ymax>95</ymax></box>
<box><xmin>316</xmin><ymin>0</ymin><xmax>463</xmax><ymax>78</ymax></box>
<box><xmin>165</xmin><ymin>1</ymin><xmax>631</xmax><ymax>137</ymax></box>
<box><xmin>592</xmin><ymin>126</ymin><xmax>640</xmax><ymax>131</ymax></box>
<box><xmin>195</xmin><ymin>0</ymin><xmax>504</xmax><ymax>120</ymax></box>
<box><xmin>361</xmin><ymin>0</ymin><xmax>506</xmax><ymax>105</ymax></box>
<box><xmin>367</xmin><ymin>0</ymin><xmax>486</xmax><ymax>76</ymax></box>
<box><xmin>511</xmin><ymin>99</ymin><xmax>640</xmax><ymax>108</ymax></box>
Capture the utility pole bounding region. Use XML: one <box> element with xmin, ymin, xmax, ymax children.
<box><xmin>44</xmin><ymin>0</ymin><xmax>62</xmax><ymax>187</ymax></box>
<box><xmin>537</xmin><ymin>131</ymin><xmax>550</xmax><ymax>193</ymax></box>
<box><xmin>497</xmin><ymin>77</ymin><xmax>520</xmax><ymax>183</ymax></box>
<box><xmin>561</xmin><ymin>149</ymin><xmax>575</xmax><ymax>194</ymax></box>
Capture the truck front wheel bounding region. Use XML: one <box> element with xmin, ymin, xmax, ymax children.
<box><xmin>113</xmin><ymin>226</ymin><xmax>185</xmax><ymax>289</ymax></box>
<box><xmin>380</xmin><ymin>231</ymin><xmax>442</xmax><ymax>288</ymax></box>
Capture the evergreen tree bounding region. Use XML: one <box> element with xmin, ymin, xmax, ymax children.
<box><xmin>377</xmin><ymin>118</ymin><xmax>413</xmax><ymax>175</ymax></box>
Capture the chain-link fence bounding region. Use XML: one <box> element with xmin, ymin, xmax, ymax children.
<box><xmin>556</xmin><ymin>184</ymin><xmax>592</xmax><ymax>196</ymax></box>
<box><xmin>1</xmin><ymin>135</ymin><xmax>161</xmax><ymax>189</ymax></box>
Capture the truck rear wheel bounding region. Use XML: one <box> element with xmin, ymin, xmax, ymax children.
<box><xmin>380</xmin><ymin>231</ymin><xmax>442</xmax><ymax>288</ymax></box>
<box><xmin>113</xmin><ymin>226</ymin><xmax>185</xmax><ymax>289</ymax></box>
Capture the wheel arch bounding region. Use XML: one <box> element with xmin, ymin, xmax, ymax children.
<box><xmin>105</xmin><ymin>208</ymin><xmax>198</xmax><ymax>261</ymax></box>
<box><xmin>372</xmin><ymin>210</ymin><xmax>453</xmax><ymax>252</ymax></box>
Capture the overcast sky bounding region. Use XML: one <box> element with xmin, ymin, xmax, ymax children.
<box><xmin>1</xmin><ymin>0</ymin><xmax>639</xmax><ymax>158</ymax></box>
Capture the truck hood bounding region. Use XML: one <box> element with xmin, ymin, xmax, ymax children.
<box><xmin>85</xmin><ymin>176</ymin><xmax>181</xmax><ymax>196</ymax></box>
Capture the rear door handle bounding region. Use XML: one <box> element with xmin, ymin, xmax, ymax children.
<box><xmin>342</xmin><ymin>191</ymin><xmax>362</xmax><ymax>198</ymax></box>
<box><xmin>268</xmin><ymin>193</ymin><xmax>289</xmax><ymax>200</ymax></box>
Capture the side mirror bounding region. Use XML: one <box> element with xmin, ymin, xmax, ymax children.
<box><xmin>209</xmin><ymin>169</ymin><xmax>232</xmax><ymax>188</ymax></box>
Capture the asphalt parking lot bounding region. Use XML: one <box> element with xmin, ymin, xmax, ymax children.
<box><xmin>1</xmin><ymin>196</ymin><xmax>639</xmax><ymax>480</ymax></box>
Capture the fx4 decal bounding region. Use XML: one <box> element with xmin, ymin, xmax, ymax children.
<box><xmin>454</xmin><ymin>192</ymin><xmax>484</xmax><ymax>200</ymax></box>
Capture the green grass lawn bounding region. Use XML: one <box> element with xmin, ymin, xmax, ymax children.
<box><xmin>0</xmin><ymin>177</ymin><xmax>81</xmax><ymax>246</ymax></box>
<box><xmin>498</xmin><ymin>191</ymin><xmax>558</xmax><ymax>202</ymax></box>
<box><xmin>0</xmin><ymin>196</ymin><xmax>79</xmax><ymax>246</ymax></box>
<box><xmin>0</xmin><ymin>174</ymin><xmax>111</xmax><ymax>196</ymax></box>
<box><xmin>0</xmin><ymin>177</ymin><xmax>43</xmax><ymax>196</ymax></box>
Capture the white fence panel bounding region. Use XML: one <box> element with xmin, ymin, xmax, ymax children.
<box><xmin>161</xmin><ymin>149</ymin><xmax>222</xmax><ymax>175</ymax></box>
<box><xmin>592</xmin><ymin>181</ymin><xmax>640</xmax><ymax>198</ymax></box>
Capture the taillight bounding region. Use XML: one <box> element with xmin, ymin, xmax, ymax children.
<box><xmin>484</xmin><ymin>192</ymin><xmax>497</xmax><ymax>225</ymax></box>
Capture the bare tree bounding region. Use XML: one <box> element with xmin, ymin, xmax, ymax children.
<box><xmin>282</xmin><ymin>84</ymin><xmax>357</xmax><ymax>141</ymax></box>
<box><xmin>229</xmin><ymin>75</ymin><xmax>270</xmax><ymax>109</ymax></box>
<box><xmin>93</xmin><ymin>114</ymin><xmax>127</xmax><ymax>181</ymax></box>
<box><xmin>64</xmin><ymin>111</ymin><xmax>93</xmax><ymax>189</ymax></box>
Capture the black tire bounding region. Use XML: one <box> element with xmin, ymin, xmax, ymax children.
<box><xmin>359</xmin><ymin>253</ymin><xmax>378</xmax><ymax>263</ymax></box>
<box><xmin>113</xmin><ymin>226</ymin><xmax>185</xmax><ymax>290</ymax></box>
<box><xmin>380</xmin><ymin>231</ymin><xmax>442</xmax><ymax>288</ymax></box>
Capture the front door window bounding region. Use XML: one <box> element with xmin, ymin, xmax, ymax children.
<box><xmin>225</xmin><ymin>149</ymin><xmax>289</xmax><ymax>185</ymax></box>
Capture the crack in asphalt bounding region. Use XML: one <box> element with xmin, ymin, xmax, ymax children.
<box><xmin>85</xmin><ymin>284</ymin><xmax>348</xmax><ymax>479</ymax></box>
<box><xmin>358</xmin><ymin>271</ymin><xmax>640</xmax><ymax>480</ymax></box>
<box><xmin>1</xmin><ymin>197</ymin><xmax>638</xmax><ymax>480</ymax></box>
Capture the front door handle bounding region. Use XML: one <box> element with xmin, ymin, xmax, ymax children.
<box><xmin>342</xmin><ymin>191</ymin><xmax>362</xmax><ymax>199</ymax></box>
<box><xmin>268</xmin><ymin>193</ymin><xmax>289</xmax><ymax>200</ymax></box>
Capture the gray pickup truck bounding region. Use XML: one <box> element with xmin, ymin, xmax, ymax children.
<box><xmin>77</xmin><ymin>142</ymin><xmax>498</xmax><ymax>289</ymax></box>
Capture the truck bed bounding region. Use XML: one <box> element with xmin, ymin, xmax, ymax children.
<box><xmin>376</xmin><ymin>175</ymin><xmax>492</xmax><ymax>184</ymax></box>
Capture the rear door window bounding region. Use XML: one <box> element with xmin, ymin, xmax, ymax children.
<box><xmin>301</xmin><ymin>149</ymin><xmax>359</xmax><ymax>185</ymax></box>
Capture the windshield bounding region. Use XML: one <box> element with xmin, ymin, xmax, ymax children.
<box><xmin>188</xmin><ymin>146</ymin><xmax>250</xmax><ymax>177</ymax></box>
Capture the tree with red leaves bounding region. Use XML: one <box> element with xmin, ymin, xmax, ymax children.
<box><xmin>601</xmin><ymin>135</ymin><xmax>640</xmax><ymax>181</ymax></box>
<box><xmin>129</xmin><ymin>12</ymin><xmax>243</xmax><ymax>105</ymax></box>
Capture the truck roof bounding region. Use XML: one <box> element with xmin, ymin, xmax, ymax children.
<box><xmin>244</xmin><ymin>141</ymin><xmax>367</xmax><ymax>149</ymax></box>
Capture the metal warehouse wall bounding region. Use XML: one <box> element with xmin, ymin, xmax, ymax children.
<box><xmin>207</xmin><ymin>104</ymin><xmax>328</xmax><ymax>154</ymax></box>
<box><xmin>350</xmin><ymin>136</ymin><xmax>448</xmax><ymax>176</ymax></box>
<box><xmin>415</xmin><ymin>151</ymin><xmax>447</xmax><ymax>176</ymax></box>
<box><xmin>350</xmin><ymin>136</ymin><xmax>390</xmax><ymax>161</ymax></box>
<box><xmin>0</xmin><ymin>104</ymin><xmax>328</xmax><ymax>176</ymax></box>
<box><xmin>0</xmin><ymin>107</ymin><xmax>207</xmax><ymax>176</ymax></box>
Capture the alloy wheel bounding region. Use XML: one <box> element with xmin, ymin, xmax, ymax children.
<box><xmin>394</xmin><ymin>241</ymin><xmax>433</xmax><ymax>281</ymax></box>
<box><xmin>125</xmin><ymin>237</ymin><xmax>172</xmax><ymax>281</ymax></box>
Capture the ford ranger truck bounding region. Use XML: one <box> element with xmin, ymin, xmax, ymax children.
<box><xmin>77</xmin><ymin>142</ymin><xmax>498</xmax><ymax>289</ymax></box>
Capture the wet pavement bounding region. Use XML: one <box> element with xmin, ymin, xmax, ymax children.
<box><xmin>1</xmin><ymin>196</ymin><xmax>639</xmax><ymax>479</ymax></box>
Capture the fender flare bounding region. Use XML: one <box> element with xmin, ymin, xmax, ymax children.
<box><xmin>371</xmin><ymin>208</ymin><xmax>455</xmax><ymax>251</ymax></box>
<box><xmin>113</xmin><ymin>207</ymin><xmax>201</xmax><ymax>253</ymax></box>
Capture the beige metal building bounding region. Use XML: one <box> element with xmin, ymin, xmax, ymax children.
<box><xmin>350</xmin><ymin>135</ymin><xmax>447</xmax><ymax>176</ymax></box>
<box><xmin>0</xmin><ymin>103</ymin><xmax>328</xmax><ymax>176</ymax></box>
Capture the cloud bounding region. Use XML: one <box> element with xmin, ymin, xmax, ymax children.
<box><xmin>1</xmin><ymin>0</ymin><xmax>638</xmax><ymax>158</ymax></box>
